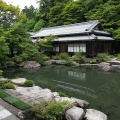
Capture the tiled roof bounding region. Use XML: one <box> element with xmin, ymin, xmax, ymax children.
<box><xmin>54</xmin><ymin>35</ymin><xmax>114</xmax><ymax>42</ymax></box>
<box><xmin>32</xmin><ymin>20</ymin><xmax>108</xmax><ymax>38</ymax></box>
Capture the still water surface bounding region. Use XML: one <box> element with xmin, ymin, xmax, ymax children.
<box><xmin>3</xmin><ymin>66</ymin><xmax>120</xmax><ymax>120</ymax></box>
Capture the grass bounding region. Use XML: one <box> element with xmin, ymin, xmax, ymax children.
<box><xmin>0</xmin><ymin>89</ymin><xmax>31</xmax><ymax>110</ymax></box>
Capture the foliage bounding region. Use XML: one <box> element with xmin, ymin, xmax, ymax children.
<box><xmin>62</xmin><ymin>1</ymin><xmax>86</xmax><ymax>25</ymax></box>
<box><xmin>117</xmin><ymin>53</ymin><xmax>120</xmax><ymax>60</ymax></box>
<box><xmin>29</xmin><ymin>0</ymin><xmax>119</xmax><ymax>40</ymax></box>
<box><xmin>32</xmin><ymin>101</ymin><xmax>73</xmax><ymax>120</ymax></box>
<box><xmin>85</xmin><ymin>0</ymin><xmax>120</xmax><ymax>40</ymax></box>
<box><xmin>64</xmin><ymin>61</ymin><xmax>72</xmax><ymax>66</ymax></box>
<box><xmin>24</xmin><ymin>80</ymin><xmax>34</xmax><ymax>87</ymax></box>
<box><xmin>55</xmin><ymin>53</ymin><xmax>70</xmax><ymax>60</ymax></box>
<box><xmin>33</xmin><ymin>19</ymin><xmax>45</xmax><ymax>32</ymax></box>
<box><xmin>0</xmin><ymin>70</ymin><xmax>3</xmax><ymax>76</ymax></box>
<box><xmin>73</xmin><ymin>51</ymin><xmax>86</xmax><ymax>63</ymax></box>
<box><xmin>38</xmin><ymin>35</ymin><xmax>56</xmax><ymax>51</ymax></box>
<box><xmin>0</xmin><ymin>81</ymin><xmax>8</xmax><ymax>89</ymax></box>
<box><xmin>95</xmin><ymin>53</ymin><xmax>113</xmax><ymax>63</ymax></box>
<box><xmin>48</xmin><ymin>2</ymin><xmax>66</xmax><ymax>26</ymax></box>
<box><xmin>90</xmin><ymin>58</ymin><xmax>97</xmax><ymax>64</ymax></box>
<box><xmin>35</xmin><ymin>53</ymin><xmax>50</xmax><ymax>65</ymax></box>
<box><xmin>0</xmin><ymin>26</ymin><xmax>9</xmax><ymax>66</ymax></box>
<box><xmin>58</xmin><ymin>92</ymin><xmax>68</xmax><ymax>97</ymax></box>
<box><xmin>3</xmin><ymin>83</ymin><xmax>15</xmax><ymax>89</ymax></box>
<box><xmin>0</xmin><ymin>0</ymin><xmax>26</xmax><ymax>29</ymax></box>
<box><xmin>0</xmin><ymin>89</ymin><xmax>31</xmax><ymax>110</ymax></box>
<box><xmin>13</xmin><ymin>55</ymin><xmax>23</xmax><ymax>64</ymax></box>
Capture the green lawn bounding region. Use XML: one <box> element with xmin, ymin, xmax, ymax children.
<box><xmin>0</xmin><ymin>89</ymin><xmax>31</xmax><ymax>110</ymax></box>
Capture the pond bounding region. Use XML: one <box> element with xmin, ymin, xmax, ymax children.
<box><xmin>2</xmin><ymin>66</ymin><xmax>120</xmax><ymax>120</ymax></box>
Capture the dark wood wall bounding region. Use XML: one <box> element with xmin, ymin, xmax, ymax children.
<box><xmin>52</xmin><ymin>41</ymin><xmax>112</xmax><ymax>57</ymax></box>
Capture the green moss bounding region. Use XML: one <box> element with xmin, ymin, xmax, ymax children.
<box><xmin>24</xmin><ymin>80</ymin><xmax>34</xmax><ymax>87</ymax></box>
<box><xmin>0</xmin><ymin>89</ymin><xmax>31</xmax><ymax>110</ymax></box>
<box><xmin>3</xmin><ymin>83</ymin><xmax>15</xmax><ymax>89</ymax></box>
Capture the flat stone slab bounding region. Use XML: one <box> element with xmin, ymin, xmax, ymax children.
<box><xmin>11</xmin><ymin>78</ymin><xmax>26</xmax><ymax>84</ymax></box>
<box><xmin>0</xmin><ymin>78</ymin><xmax>8</xmax><ymax>82</ymax></box>
<box><xmin>0</xmin><ymin>105</ymin><xmax>20</xmax><ymax>120</ymax></box>
<box><xmin>2</xmin><ymin>115</ymin><xmax>20</xmax><ymax>120</ymax></box>
<box><xmin>0</xmin><ymin>109</ymin><xmax>12</xmax><ymax>119</ymax></box>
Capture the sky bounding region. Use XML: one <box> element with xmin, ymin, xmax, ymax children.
<box><xmin>3</xmin><ymin>0</ymin><xmax>39</xmax><ymax>9</ymax></box>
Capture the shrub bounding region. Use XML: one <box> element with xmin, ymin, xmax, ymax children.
<box><xmin>90</xmin><ymin>58</ymin><xmax>97</xmax><ymax>64</ymax></box>
<box><xmin>64</xmin><ymin>61</ymin><xmax>72</xmax><ymax>66</ymax></box>
<box><xmin>54</xmin><ymin>53</ymin><xmax>70</xmax><ymax>60</ymax></box>
<box><xmin>117</xmin><ymin>53</ymin><xmax>120</xmax><ymax>60</ymax></box>
<box><xmin>35</xmin><ymin>54</ymin><xmax>50</xmax><ymax>65</ymax></box>
<box><xmin>42</xmin><ymin>55</ymin><xmax>50</xmax><ymax>61</ymax></box>
<box><xmin>3</xmin><ymin>83</ymin><xmax>15</xmax><ymax>89</ymax></box>
<box><xmin>58</xmin><ymin>92</ymin><xmax>68</xmax><ymax>97</ymax></box>
<box><xmin>54</xmin><ymin>54</ymin><xmax>60</xmax><ymax>60</ymax></box>
<box><xmin>95</xmin><ymin>53</ymin><xmax>113</xmax><ymax>63</ymax></box>
<box><xmin>32</xmin><ymin>101</ymin><xmax>73</xmax><ymax>120</ymax></box>
<box><xmin>72</xmin><ymin>51</ymin><xmax>86</xmax><ymax>63</ymax></box>
<box><xmin>13</xmin><ymin>55</ymin><xmax>23</xmax><ymax>63</ymax></box>
<box><xmin>24</xmin><ymin>80</ymin><xmax>34</xmax><ymax>87</ymax></box>
<box><xmin>0</xmin><ymin>80</ymin><xmax>11</xmax><ymax>89</ymax></box>
<box><xmin>0</xmin><ymin>70</ymin><xmax>3</xmax><ymax>76</ymax></box>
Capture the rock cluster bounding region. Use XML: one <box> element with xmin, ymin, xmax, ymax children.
<box><xmin>98</xmin><ymin>60</ymin><xmax>120</xmax><ymax>72</ymax></box>
<box><xmin>15</xmin><ymin>85</ymin><xmax>107</xmax><ymax>120</ymax></box>
<box><xmin>24</xmin><ymin>61</ymin><xmax>41</xmax><ymax>68</ymax></box>
<box><xmin>4</xmin><ymin>78</ymin><xmax>107</xmax><ymax>120</ymax></box>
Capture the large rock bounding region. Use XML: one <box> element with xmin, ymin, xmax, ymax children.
<box><xmin>72</xmin><ymin>62</ymin><xmax>80</xmax><ymax>67</ymax></box>
<box><xmin>44</xmin><ymin>61</ymin><xmax>52</xmax><ymax>66</ymax></box>
<box><xmin>65</xmin><ymin>106</ymin><xmax>85</xmax><ymax>120</ymax></box>
<box><xmin>0</xmin><ymin>78</ymin><xmax>8</xmax><ymax>82</ymax></box>
<box><xmin>71</xmin><ymin>97</ymin><xmax>89</xmax><ymax>107</ymax></box>
<box><xmin>24</xmin><ymin>61</ymin><xmax>41</xmax><ymax>68</ymax></box>
<box><xmin>55</xmin><ymin>60</ymin><xmax>65</xmax><ymax>65</ymax></box>
<box><xmin>11</xmin><ymin>78</ymin><xmax>26</xmax><ymax>84</ymax></box>
<box><xmin>98</xmin><ymin>62</ymin><xmax>110</xmax><ymax>68</ymax></box>
<box><xmin>98</xmin><ymin>62</ymin><xmax>111</xmax><ymax>72</ymax></box>
<box><xmin>55</xmin><ymin>97</ymin><xmax>74</xmax><ymax>103</ymax></box>
<box><xmin>108</xmin><ymin>60</ymin><xmax>120</xmax><ymax>66</ymax></box>
<box><xmin>16</xmin><ymin>86</ymin><xmax>55</xmax><ymax>102</ymax></box>
<box><xmin>101</xmin><ymin>65</ymin><xmax>120</xmax><ymax>72</ymax></box>
<box><xmin>6</xmin><ymin>61</ymin><xmax>16</xmax><ymax>67</ymax></box>
<box><xmin>55</xmin><ymin>97</ymin><xmax>89</xmax><ymax>107</ymax></box>
<box><xmin>101</xmin><ymin>65</ymin><xmax>111</xmax><ymax>72</ymax></box>
<box><xmin>85</xmin><ymin>109</ymin><xmax>107</xmax><ymax>120</ymax></box>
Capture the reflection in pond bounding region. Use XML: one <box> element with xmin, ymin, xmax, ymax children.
<box><xmin>68</xmin><ymin>71</ymin><xmax>86</xmax><ymax>81</ymax></box>
<box><xmin>2</xmin><ymin>66</ymin><xmax>120</xmax><ymax>120</ymax></box>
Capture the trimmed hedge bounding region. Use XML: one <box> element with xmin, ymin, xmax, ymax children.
<box><xmin>0</xmin><ymin>89</ymin><xmax>31</xmax><ymax>110</ymax></box>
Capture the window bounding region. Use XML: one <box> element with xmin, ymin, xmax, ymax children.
<box><xmin>80</xmin><ymin>44</ymin><xmax>86</xmax><ymax>52</ymax></box>
<box><xmin>68</xmin><ymin>43</ymin><xmax>86</xmax><ymax>52</ymax></box>
<box><xmin>53</xmin><ymin>46</ymin><xmax>59</xmax><ymax>52</ymax></box>
<box><xmin>68</xmin><ymin>44</ymin><xmax>73</xmax><ymax>52</ymax></box>
<box><xmin>74</xmin><ymin>44</ymin><xmax>79</xmax><ymax>52</ymax></box>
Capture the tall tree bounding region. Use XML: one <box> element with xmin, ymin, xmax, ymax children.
<box><xmin>48</xmin><ymin>2</ymin><xmax>66</xmax><ymax>26</ymax></box>
<box><xmin>22</xmin><ymin>5</ymin><xmax>37</xmax><ymax>31</ymax></box>
<box><xmin>85</xmin><ymin>0</ymin><xmax>120</xmax><ymax>39</ymax></box>
<box><xmin>62</xmin><ymin>1</ymin><xmax>86</xmax><ymax>25</ymax></box>
<box><xmin>0</xmin><ymin>0</ymin><xmax>26</xmax><ymax>29</ymax></box>
<box><xmin>0</xmin><ymin>26</ymin><xmax>9</xmax><ymax>65</ymax></box>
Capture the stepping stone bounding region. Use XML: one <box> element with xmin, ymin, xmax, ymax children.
<box><xmin>2</xmin><ymin>115</ymin><xmax>20</xmax><ymax>120</ymax></box>
<box><xmin>0</xmin><ymin>105</ymin><xmax>20</xmax><ymax>120</ymax></box>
